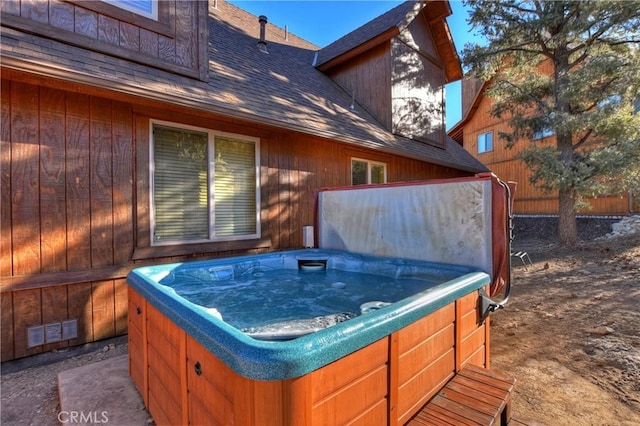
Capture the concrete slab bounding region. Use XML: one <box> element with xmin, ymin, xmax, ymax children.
<box><xmin>58</xmin><ymin>355</ymin><xmax>151</xmax><ymax>426</ymax></box>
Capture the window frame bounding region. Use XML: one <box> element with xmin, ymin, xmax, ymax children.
<box><xmin>477</xmin><ymin>131</ymin><xmax>493</xmax><ymax>154</ymax></box>
<box><xmin>106</xmin><ymin>0</ymin><xmax>158</xmax><ymax>20</ymax></box>
<box><xmin>149</xmin><ymin>120</ymin><xmax>260</xmax><ymax>246</ymax></box>
<box><xmin>351</xmin><ymin>158</ymin><xmax>387</xmax><ymax>185</ymax></box>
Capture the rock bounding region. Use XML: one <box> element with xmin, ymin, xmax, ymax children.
<box><xmin>598</xmin><ymin>215</ymin><xmax>640</xmax><ymax>239</ymax></box>
<box><xmin>586</xmin><ymin>326</ymin><xmax>615</xmax><ymax>336</ymax></box>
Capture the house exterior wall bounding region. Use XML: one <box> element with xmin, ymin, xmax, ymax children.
<box><xmin>0</xmin><ymin>74</ymin><xmax>470</xmax><ymax>361</ymax></box>
<box><xmin>391</xmin><ymin>37</ymin><xmax>445</xmax><ymax>148</ymax></box>
<box><xmin>460</xmin><ymin>79</ymin><xmax>635</xmax><ymax>216</ymax></box>
<box><xmin>391</xmin><ymin>11</ymin><xmax>446</xmax><ymax>148</ymax></box>
<box><xmin>322</xmin><ymin>8</ymin><xmax>448</xmax><ymax>149</ymax></box>
<box><xmin>327</xmin><ymin>42</ymin><xmax>393</xmax><ymax>131</ymax></box>
<box><xmin>0</xmin><ymin>0</ymin><xmax>209</xmax><ymax>80</ymax></box>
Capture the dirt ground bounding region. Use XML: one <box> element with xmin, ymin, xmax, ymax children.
<box><xmin>1</xmin><ymin>218</ymin><xmax>639</xmax><ymax>426</ymax></box>
<box><xmin>492</xmin><ymin>225</ymin><xmax>640</xmax><ymax>425</ymax></box>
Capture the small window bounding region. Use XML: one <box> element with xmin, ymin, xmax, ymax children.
<box><xmin>351</xmin><ymin>159</ymin><xmax>387</xmax><ymax>185</ymax></box>
<box><xmin>478</xmin><ymin>132</ymin><xmax>493</xmax><ymax>153</ymax></box>
<box><xmin>107</xmin><ymin>0</ymin><xmax>157</xmax><ymax>20</ymax></box>
<box><xmin>151</xmin><ymin>121</ymin><xmax>259</xmax><ymax>245</ymax></box>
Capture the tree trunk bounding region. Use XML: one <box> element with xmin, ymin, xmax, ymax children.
<box><xmin>554</xmin><ymin>46</ymin><xmax>577</xmax><ymax>248</ymax></box>
<box><xmin>558</xmin><ymin>188</ymin><xmax>577</xmax><ymax>247</ymax></box>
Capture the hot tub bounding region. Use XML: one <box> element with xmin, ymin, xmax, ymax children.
<box><xmin>127</xmin><ymin>249</ymin><xmax>492</xmax><ymax>425</ymax></box>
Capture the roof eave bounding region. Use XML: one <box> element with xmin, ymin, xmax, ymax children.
<box><xmin>3</xmin><ymin>56</ymin><xmax>481</xmax><ymax>173</ymax></box>
<box><xmin>424</xmin><ymin>1</ymin><xmax>462</xmax><ymax>83</ymax></box>
<box><xmin>316</xmin><ymin>27</ymin><xmax>399</xmax><ymax>72</ymax></box>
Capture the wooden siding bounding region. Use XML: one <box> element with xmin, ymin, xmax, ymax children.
<box><xmin>328</xmin><ymin>42</ymin><xmax>393</xmax><ymax>131</ymax></box>
<box><xmin>322</xmin><ymin>7</ymin><xmax>450</xmax><ymax>148</ymax></box>
<box><xmin>406</xmin><ymin>12</ymin><xmax>440</xmax><ymax>60</ymax></box>
<box><xmin>1</xmin><ymin>279</ymin><xmax>128</xmax><ymax>360</ymax></box>
<box><xmin>1</xmin><ymin>76</ymin><xmax>470</xmax><ymax>361</ymax></box>
<box><xmin>461</xmin><ymin>84</ymin><xmax>635</xmax><ymax>215</ymax></box>
<box><xmin>391</xmin><ymin>37</ymin><xmax>446</xmax><ymax>148</ymax></box>
<box><xmin>0</xmin><ymin>0</ymin><xmax>208</xmax><ymax>80</ymax></box>
<box><xmin>128</xmin><ymin>287</ymin><xmax>488</xmax><ymax>425</ymax></box>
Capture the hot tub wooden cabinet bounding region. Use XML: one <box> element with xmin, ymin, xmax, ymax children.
<box><xmin>128</xmin><ymin>284</ymin><xmax>489</xmax><ymax>425</ymax></box>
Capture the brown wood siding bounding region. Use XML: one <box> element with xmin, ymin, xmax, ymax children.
<box><xmin>407</xmin><ymin>12</ymin><xmax>439</xmax><ymax>60</ymax></box>
<box><xmin>327</xmin><ymin>42</ymin><xmax>392</xmax><ymax>131</ymax></box>
<box><xmin>461</xmin><ymin>86</ymin><xmax>634</xmax><ymax>215</ymax></box>
<box><xmin>1</xmin><ymin>292</ymin><xmax>14</xmax><ymax>360</ymax></box>
<box><xmin>391</xmin><ymin>37</ymin><xmax>446</xmax><ymax>148</ymax></box>
<box><xmin>1</xmin><ymin>76</ymin><xmax>471</xmax><ymax>361</ymax></box>
<box><xmin>396</xmin><ymin>305</ymin><xmax>455</xmax><ymax>424</ymax></box>
<box><xmin>0</xmin><ymin>280</ymin><xmax>128</xmax><ymax>362</ymax></box>
<box><xmin>0</xmin><ymin>0</ymin><xmax>208</xmax><ymax>80</ymax></box>
<box><xmin>3</xmin><ymin>81</ymin><xmax>135</xmax><ymax>277</ymax></box>
<box><xmin>1</xmin><ymin>79</ymin><xmax>13</xmax><ymax>277</ymax></box>
<box><xmin>129</xmin><ymin>287</ymin><xmax>486</xmax><ymax>426</ymax></box>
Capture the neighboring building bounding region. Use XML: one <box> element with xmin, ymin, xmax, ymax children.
<box><xmin>449</xmin><ymin>72</ymin><xmax>637</xmax><ymax>216</ymax></box>
<box><xmin>1</xmin><ymin>0</ymin><xmax>487</xmax><ymax>361</ymax></box>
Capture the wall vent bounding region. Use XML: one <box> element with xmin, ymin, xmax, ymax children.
<box><xmin>26</xmin><ymin>319</ymin><xmax>78</xmax><ymax>348</ymax></box>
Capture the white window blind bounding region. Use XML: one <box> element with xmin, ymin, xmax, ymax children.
<box><xmin>214</xmin><ymin>137</ymin><xmax>257</xmax><ymax>236</ymax></box>
<box><xmin>151</xmin><ymin>122</ymin><xmax>259</xmax><ymax>244</ymax></box>
<box><xmin>370</xmin><ymin>163</ymin><xmax>385</xmax><ymax>184</ymax></box>
<box><xmin>153</xmin><ymin>125</ymin><xmax>209</xmax><ymax>242</ymax></box>
<box><xmin>108</xmin><ymin>0</ymin><xmax>158</xmax><ymax>20</ymax></box>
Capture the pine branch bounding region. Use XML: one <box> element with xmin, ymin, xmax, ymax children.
<box><xmin>574</xmin><ymin>129</ymin><xmax>593</xmax><ymax>150</ymax></box>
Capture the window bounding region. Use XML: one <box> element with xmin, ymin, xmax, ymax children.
<box><xmin>151</xmin><ymin>121</ymin><xmax>259</xmax><ymax>245</ymax></box>
<box><xmin>351</xmin><ymin>159</ymin><xmax>387</xmax><ymax>185</ymax></box>
<box><xmin>477</xmin><ymin>132</ymin><xmax>493</xmax><ymax>153</ymax></box>
<box><xmin>107</xmin><ymin>0</ymin><xmax>157</xmax><ymax>20</ymax></box>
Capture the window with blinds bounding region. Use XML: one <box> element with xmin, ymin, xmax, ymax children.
<box><xmin>108</xmin><ymin>0</ymin><xmax>158</xmax><ymax>20</ymax></box>
<box><xmin>351</xmin><ymin>158</ymin><xmax>387</xmax><ymax>185</ymax></box>
<box><xmin>151</xmin><ymin>122</ymin><xmax>259</xmax><ymax>244</ymax></box>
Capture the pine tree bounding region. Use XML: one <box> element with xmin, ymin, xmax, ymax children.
<box><xmin>462</xmin><ymin>0</ymin><xmax>640</xmax><ymax>246</ymax></box>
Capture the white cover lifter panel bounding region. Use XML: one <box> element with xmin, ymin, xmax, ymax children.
<box><xmin>317</xmin><ymin>180</ymin><xmax>493</xmax><ymax>276</ymax></box>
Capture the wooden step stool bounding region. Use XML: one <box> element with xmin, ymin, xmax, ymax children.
<box><xmin>406</xmin><ymin>364</ymin><xmax>516</xmax><ymax>425</ymax></box>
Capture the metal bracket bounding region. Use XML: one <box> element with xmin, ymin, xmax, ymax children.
<box><xmin>479</xmin><ymin>288</ymin><xmax>505</xmax><ymax>323</ymax></box>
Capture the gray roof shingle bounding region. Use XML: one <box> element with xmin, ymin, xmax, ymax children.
<box><xmin>316</xmin><ymin>1</ymin><xmax>420</xmax><ymax>68</ymax></box>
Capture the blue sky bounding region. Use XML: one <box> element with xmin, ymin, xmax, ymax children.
<box><xmin>228</xmin><ymin>0</ymin><xmax>480</xmax><ymax>129</ymax></box>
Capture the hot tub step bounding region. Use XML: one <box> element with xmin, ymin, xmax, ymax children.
<box><xmin>406</xmin><ymin>364</ymin><xmax>516</xmax><ymax>425</ymax></box>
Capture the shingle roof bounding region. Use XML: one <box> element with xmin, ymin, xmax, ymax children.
<box><xmin>316</xmin><ymin>1</ymin><xmax>420</xmax><ymax>68</ymax></box>
<box><xmin>0</xmin><ymin>0</ymin><xmax>486</xmax><ymax>173</ymax></box>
